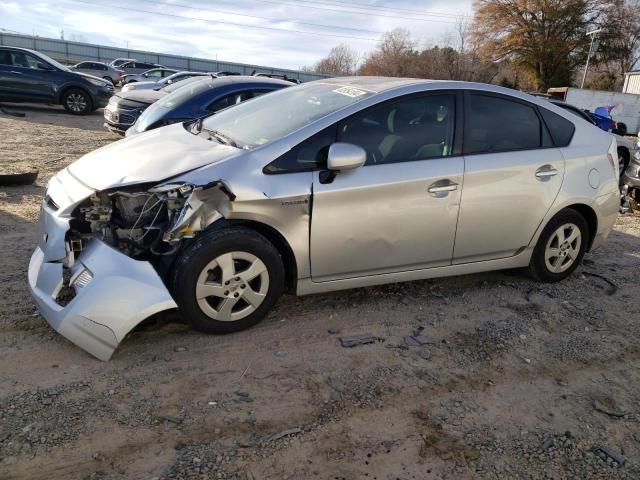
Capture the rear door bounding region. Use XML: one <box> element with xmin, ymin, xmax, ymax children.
<box><xmin>310</xmin><ymin>92</ymin><xmax>464</xmax><ymax>281</ymax></box>
<box><xmin>453</xmin><ymin>92</ymin><xmax>564</xmax><ymax>263</ymax></box>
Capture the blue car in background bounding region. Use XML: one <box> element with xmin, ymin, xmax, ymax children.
<box><xmin>125</xmin><ymin>76</ymin><xmax>292</xmax><ymax>137</ymax></box>
<box><xmin>588</xmin><ymin>105</ymin><xmax>628</xmax><ymax>136</ymax></box>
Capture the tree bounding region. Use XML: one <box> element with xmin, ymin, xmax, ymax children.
<box><xmin>470</xmin><ymin>0</ymin><xmax>599</xmax><ymax>90</ymax></box>
<box><xmin>310</xmin><ymin>43</ymin><xmax>359</xmax><ymax>76</ymax></box>
<box><xmin>359</xmin><ymin>28</ymin><xmax>418</xmax><ymax>77</ymax></box>
<box><xmin>593</xmin><ymin>0</ymin><xmax>640</xmax><ymax>89</ymax></box>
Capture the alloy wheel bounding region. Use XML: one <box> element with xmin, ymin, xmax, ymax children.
<box><xmin>195</xmin><ymin>251</ymin><xmax>269</xmax><ymax>322</ymax></box>
<box><xmin>544</xmin><ymin>223</ymin><xmax>582</xmax><ymax>274</ymax></box>
<box><xmin>66</xmin><ymin>93</ymin><xmax>87</xmax><ymax>113</ymax></box>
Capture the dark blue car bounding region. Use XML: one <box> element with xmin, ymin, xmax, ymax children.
<box><xmin>125</xmin><ymin>76</ymin><xmax>291</xmax><ymax>137</ymax></box>
<box><xmin>0</xmin><ymin>46</ymin><xmax>114</xmax><ymax>115</ymax></box>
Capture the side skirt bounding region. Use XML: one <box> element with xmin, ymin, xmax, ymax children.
<box><xmin>296</xmin><ymin>248</ymin><xmax>533</xmax><ymax>296</ymax></box>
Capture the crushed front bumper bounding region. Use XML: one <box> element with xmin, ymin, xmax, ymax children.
<box><xmin>29</xmin><ymin>190</ymin><xmax>177</xmax><ymax>361</ymax></box>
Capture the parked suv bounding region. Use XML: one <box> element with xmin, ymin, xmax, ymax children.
<box><xmin>30</xmin><ymin>78</ymin><xmax>620</xmax><ymax>360</ymax></box>
<box><xmin>71</xmin><ymin>61</ymin><xmax>124</xmax><ymax>84</ymax></box>
<box><xmin>110</xmin><ymin>58</ymin><xmax>136</xmax><ymax>68</ymax></box>
<box><xmin>0</xmin><ymin>47</ymin><xmax>114</xmax><ymax>114</ymax></box>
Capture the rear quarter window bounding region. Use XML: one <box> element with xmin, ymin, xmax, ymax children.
<box><xmin>539</xmin><ymin>107</ymin><xmax>576</xmax><ymax>147</ymax></box>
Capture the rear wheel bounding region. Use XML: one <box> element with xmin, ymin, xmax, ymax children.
<box><xmin>171</xmin><ymin>227</ymin><xmax>284</xmax><ymax>334</ymax></box>
<box><xmin>528</xmin><ymin>209</ymin><xmax>588</xmax><ymax>282</ymax></box>
<box><xmin>62</xmin><ymin>88</ymin><xmax>93</xmax><ymax>115</ymax></box>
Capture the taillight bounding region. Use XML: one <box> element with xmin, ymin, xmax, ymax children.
<box><xmin>117</xmin><ymin>70</ymin><xmax>124</xmax><ymax>76</ymax></box>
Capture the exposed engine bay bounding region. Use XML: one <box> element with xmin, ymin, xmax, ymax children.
<box><xmin>69</xmin><ymin>181</ymin><xmax>235</xmax><ymax>261</ymax></box>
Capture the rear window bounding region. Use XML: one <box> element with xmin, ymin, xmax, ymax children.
<box><xmin>157</xmin><ymin>79</ymin><xmax>215</xmax><ymax>109</ymax></box>
<box><xmin>539</xmin><ymin>107</ymin><xmax>576</xmax><ymax>147</ymax></box>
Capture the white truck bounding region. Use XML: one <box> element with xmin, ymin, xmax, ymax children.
<box><xmin>547</xmin><ymin>87</ymin><xmax>640</xmax><ymax>135</ymax></box>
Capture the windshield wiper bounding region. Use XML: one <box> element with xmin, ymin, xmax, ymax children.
<box><xmin>204</xmin><ymin>128</ymin><xmax>238</xmax><ymax>148</ymax></box>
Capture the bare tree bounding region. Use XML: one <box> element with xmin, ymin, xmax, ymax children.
<box><xmin>309</xmin><ymin>43</ymin><xmax>359</xmax><ymax>76</ymax></box>
<box><xmin>359</xmin><ymin>28</ymin><xmax>418</xmax><ymax>77</ymax></box>
<box><xmin>591</xmin><ymin>0</ymin><xmax>640</xmax><ymax>89</ymax></box>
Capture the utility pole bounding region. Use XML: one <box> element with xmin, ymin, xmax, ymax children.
<box><xmin>581</xmin><ymin>28</ymin><xmax>602</xmax><ymax>89</ymax></box>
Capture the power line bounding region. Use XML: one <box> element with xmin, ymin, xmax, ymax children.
<box><xmin>245</xmin><ymin>0</ymin><xmax>461</xmax><ymax>23</ymax></box>
<box><xmin>136</xmin><ymin>0</ymin><xmax>385</xmax><ymax>35</ymax></box>
<box><xmin>285</xmin><ymin>0</ymin><xmax>469</xmax><ymax>19</ymax></box>
<box><xmin>68</xmin><ymin>0</ymin><xmax>382</xmax><ymax>41</ymax></box>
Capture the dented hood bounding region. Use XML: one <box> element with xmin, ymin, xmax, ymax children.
<box><xmin>67</xmin><ymin>123</ymin><xmax>241</xmax><ymax>190</ymax></box>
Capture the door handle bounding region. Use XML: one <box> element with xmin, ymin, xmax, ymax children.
<box><xmin>535</xmin><ymin>166</ymin><xmax>558</xmax><ymax>179</ymax></box>
<box><xmin>428</xmin><ymin>180</ymin><xmax>458</xmax><ymax>195</ymax></box>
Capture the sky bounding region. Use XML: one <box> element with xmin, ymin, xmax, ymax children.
<box><xmin>0</xmin><ymin>0</ymin><xmax>473</xmax><ymax>70</ymax></box>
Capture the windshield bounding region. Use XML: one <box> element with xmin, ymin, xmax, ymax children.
<box><xmin>200</xmin><ymin>82</ymin><xmax>374</xmax><ymax>148</ymax></box>
<box><xmin>33</xmin><ymin>50</ymin><xmax>70</xmax><ymax>72</ymax></box>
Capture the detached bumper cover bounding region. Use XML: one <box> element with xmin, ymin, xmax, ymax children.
<box><xmin>29</xmin><ymin>200</ymin><xmax>177</xmax><ymax>361</ymax></box>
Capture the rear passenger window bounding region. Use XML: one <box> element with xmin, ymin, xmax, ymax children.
<box><xmin>464</xmin><ymin>94</ymin><xmax>541</xmax><ymax>154</ymax></box>
<box><xmin>264</xmin><ymin>126</ymin><xmax>336</xmax><ymax>174</ymax></box>
<box><xmin>539</xmin><ymin>107</ymin><xmax>576</xmax><ymax>147</ymax></box>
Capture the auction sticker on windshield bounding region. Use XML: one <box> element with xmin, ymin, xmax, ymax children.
<box><xmin>333</xmin><ymin>86</ymin><xmax>368</xmax><ymax>98</ymax></box>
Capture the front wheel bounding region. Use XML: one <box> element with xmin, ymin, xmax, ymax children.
<box><xmin>528</xmin><ymin>209</ymin><xmax>588</xmax><ymax>282</ymax></box>
<box><xmin>171</xmin><ymin>226</ymin><xmax>285</xmax><ymax>334</ymax></box>
<box><xmin>62</xmin><ymin>88</ymin><xmax>93</xmax><ymax>115</ymax></box>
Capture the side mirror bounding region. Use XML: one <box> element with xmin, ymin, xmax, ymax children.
<box><xmin>327</xmin><ymin>142</ymin><xmax>366</xmax><ymax>171</ymax></box>
<box><xmin>143</xmin><ymin>73</ymin><xmax>148</xmax><ymax>78</ymax></box>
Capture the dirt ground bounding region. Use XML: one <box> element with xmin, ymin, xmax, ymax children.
<box><xmin>1</xmin><ymin>104</ymin><xmax>639</xmax><ymax>480</ymax></box>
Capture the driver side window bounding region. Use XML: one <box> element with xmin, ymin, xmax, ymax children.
<box><xmin>338</xmin><ymin>94</ymin><xmax>456</xmax><ymax>166</ymax></box>
<box><xmin>10</xmin><ymin>52</ymin><xmax>41</xmax><ymax>69</ymax></box>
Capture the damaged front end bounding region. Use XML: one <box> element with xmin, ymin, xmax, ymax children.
<box><xmin>70</xmin><ymin>180</ymin><xmax>234</xmax><ymax>260</ymax></box>
<box><xmin>28</xmin><ymin>171</ymin><xmax>234</xmax><ymax>361</ymax></box>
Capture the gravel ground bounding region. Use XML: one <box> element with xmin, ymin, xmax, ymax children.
<box><xmin>1</xmin><ymin>105</ymin><xmax>640</xmax><ymax>480</ymax></box>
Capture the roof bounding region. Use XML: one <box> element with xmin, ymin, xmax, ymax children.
<box><xmin>225</xmin><ymin>75</ymin><xmax>293</xmax><ymax>87</ymax></box>
<box><xmin>312</xmin><ymin>76</ymin><xmax>435</xmax><ymax>93</ymax></box>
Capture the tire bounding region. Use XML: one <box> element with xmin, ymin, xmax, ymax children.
<box><xmin>616</xmin><ymin>122</ymin><xmax>628</xmax><ymax>136</ymax></box>
<box><xmin>62</xmin><ymin>88</ymin><xmax>93</xmax><ymax>115</ymax></box>
<box><xmin>171</xmin><ymin>226</ymin><xmax>285</xmax><ymax>334</ymax></box>
<box><xmin>528</xmin><ymin>209</ymin><xmax>589</xmax><ymax>283</ymax></box>
<box><xmin>618</xmin><ymin>148</ymin><xmax>629</xmax><ymax>177</ymax></box>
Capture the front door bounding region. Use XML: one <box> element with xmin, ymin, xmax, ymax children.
<box><xmin>453</xmin><ymin>92</ymin><xmax>565</xmax><ymax>263</ymax></box>
<box><xmin>310</xmin><ymin>93</ymin><xmax>463</xmax><ymax>281</ymax></box>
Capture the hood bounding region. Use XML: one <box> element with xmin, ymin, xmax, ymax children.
<box><xmin>67</xmin><ymin>123</ymin><xmax>242</xmax><ymax>190</ymax></box>
<box><xmin>114</xmin><ymin>89</ymin><xmax>165</xmax><ymax>107</ymax></box>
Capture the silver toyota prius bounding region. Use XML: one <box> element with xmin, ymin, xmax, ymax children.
<box><xmin>29</xmin><ymin>77</ymin><xmax>620</xmax><ymax>360</ymax></box>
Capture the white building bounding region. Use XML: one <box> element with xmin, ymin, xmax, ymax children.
<box><xmin>623</xmin><ymin>71</ymin><xmax>640</xmax><ymax>94</ymax></box>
